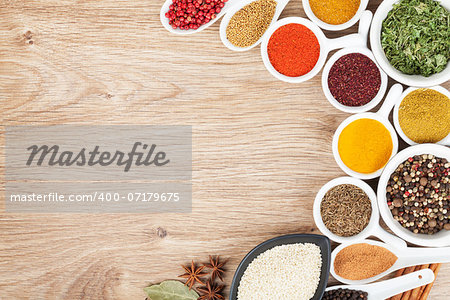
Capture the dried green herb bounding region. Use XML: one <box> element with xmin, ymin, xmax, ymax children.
<box><xmin>144</xmin><ymin>280</ymin><xmax>199</xmax><ymax>300</ymax></box>
<box><xmin>381</xmin><ymin>0</ymin><xmax>450</xmax><ymax>77</ymax></box>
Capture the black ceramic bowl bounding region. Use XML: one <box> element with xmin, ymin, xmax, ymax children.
<box><xmin>229</xmin><ymin>234</ymin><xmax>331</xmax><ymax>300</ymax></box>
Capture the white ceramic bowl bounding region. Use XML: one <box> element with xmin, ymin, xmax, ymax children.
<box><xmin>260</xmin><ymin>11</ymin><xmax>372</xmax><ymax>83</ymax></box>
<box><xmin>314</xmin><ymin>177</ymin><xmax>406</xmax><ymax>248</ymax></box>
<box><xmin>331</xmin><ymin>239</ymin><xmax>450</xmax><ymax>285</ymax></box>
<box><xmin>302</xmin><ymin>0</ymin><xmax>369</xmax><ymax>31</ymax></box>
<box><xmin>160</xmin><ymin>0</ymin><xmax>239</xmax><ymax>35</ymax></box>
<box><xmin>377</xmin><ymin>144</ymin><xmax>450</xmax><ymax>247</ymax></box>
<box><xmin>332</xmin><ymin>84</ymin><xmax>402</xmax><ymax>179</ymax></box>
<box><xmin>370</xmin><ymin>0</ymin><xmax>450</xmax><ymax>87</ymax></box>
<box><xmin>322</xmin><ymin>47</ymin><xmax>388</xmax><ymax>113</ymax></box>
<box><xmin>393</xmin><ymin>86</ymin><xmax>450</xmax><ymax>146</ymax></box>
<box><xmin>219</xmin><ymin>0</ymin><xmax>290</xmax><ymax>51</ymax></box>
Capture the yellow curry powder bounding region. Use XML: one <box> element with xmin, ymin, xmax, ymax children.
<box><xmin>309</xmin><ymin>0</ymin><xmax>361</xmax><ymax>25</ymax></box>
<box><xmin>399</xmin><ymin>89</ymin><xmax>450</xmax><ymax>144</ymax></box>
<box><xmin>338</xmin><ymin>118</ymin><xmax>393</xmax><ymax>174</ymax></box>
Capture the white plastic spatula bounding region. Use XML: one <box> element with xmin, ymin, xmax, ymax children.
<box><xmin>325</xmin><ymin>269</ymin><xmax>434</xmax><ymax>300</ymax></box>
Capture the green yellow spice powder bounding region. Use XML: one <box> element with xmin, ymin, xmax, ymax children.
<box><xmin>309</xmin><ymin>0</ymin><xmax>361</xmax><ymax>25</ymax></box>
<box><xmin>226</xmin><ymin>0</ymin><xmax>277</xmax><ymax>48</ymax></box>
<box><xmin>399</xmin><ymin>89</ymin><xmax>450</xmax><ymax>143</ymax></box>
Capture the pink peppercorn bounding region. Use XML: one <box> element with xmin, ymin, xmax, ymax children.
<box><xmin>166</xmin><ymin>0</ymin><xmax>228</xmax><ymax>30</ymax></box>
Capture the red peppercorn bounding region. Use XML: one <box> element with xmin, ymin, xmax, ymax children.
<box><xmin>166</xmin><ymin>0</ymin><xmax>227</xmax><ymax>30</ymax></box>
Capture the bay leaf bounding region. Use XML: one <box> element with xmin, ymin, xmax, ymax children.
<box><xmin>144</xmin><ymin>280</ymin><xmax>199</xmax><ymax>300</ymax></box>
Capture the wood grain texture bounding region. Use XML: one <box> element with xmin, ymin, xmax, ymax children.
<box><xmin>0</xmin><ymin>0</ymin><xmax>449</xmax><ymax>299</ymax></box>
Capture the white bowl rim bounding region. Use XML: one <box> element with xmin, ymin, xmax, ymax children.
<box><xmin>313</xmin><ymin>176</ymin><xmax>380</xmax><ymax>244</ymax></box>
<box><xmin>321</xmin><ymin>47</ymin><xmax>388</xmax><ymax>113</ymax></box>
<box><xmin>377</xmin><ymin>144</ymin><xmax>450</xmax><ymax>247</ymax></box>
<box><xmin>302</xmin><ymin>0</ymin><xmax>369</xmax><ymax>31</ymax></box>
<box><xmin>393</xmin><ymin>86</ymin><xmax>450</xmax><ymax>146</ymax></box>
<box><xmin>332</xmin><ymin>112</ymin><xmax>399</xmax><ymax>179</ymax></box>
<box><xmin>260</xmin><ymin>17</ymin><xmax>328</xmax><ymax>83</ymax></box>
<box><xmin>370</xmin><ymin>0</ymin><xmax>450</xmax><ymax>87</ymax></box>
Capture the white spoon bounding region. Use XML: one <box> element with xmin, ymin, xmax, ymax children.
<box><xmin>160</xmin><ymin>0</ymin><xmax>240</xmax><ymax>35</ymax></box>
<box><xmin>331</xmin><ymin>239</ymin><xmax>450</xmax><ymax>285</ymax></box>
<box><xmin>326</xmin><ymin>269</ymin><xmax>434</xmax><ymax>300</ymax></box>
<box><xmin>219</xmin><ymin>0</ymin><xmax>290</xmax><ymax>51</ymax></box>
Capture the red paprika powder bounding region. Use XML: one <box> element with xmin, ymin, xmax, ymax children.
<box><xmin>267</xmin><ymin>24</ymin><xmax>320</xmax><ymax>77</ymax></box>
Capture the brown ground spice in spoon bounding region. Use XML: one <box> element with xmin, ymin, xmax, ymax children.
<box><xmin>334</xmin><ymin>243</ymin><xmax>398</xmax><ymax>280</ymax></box>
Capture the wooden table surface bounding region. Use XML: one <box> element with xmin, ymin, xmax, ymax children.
<box><xmin>0</xmin><ymin>0</ymin><xmax>449</xmax><ymax>299</ymax></box>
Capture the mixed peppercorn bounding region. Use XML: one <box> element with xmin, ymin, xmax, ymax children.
<box><xmin>322</xmin><ymin>288</ymin><xmax>368</xmax><ymax>299</ymax></box>
<box><xmin>165</xmin><ymin>0</ymin><xmax>228</xmax><ymax>30</ymax></box>
<box><xmin>386</xmin><ymin>155</ymin><xmax>450</xmax><ymax>234</ymax></box>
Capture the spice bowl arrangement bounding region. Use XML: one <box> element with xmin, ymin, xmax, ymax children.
<box><xmin>377</xmin><ymin>144</ymin><xmax>450</xmax><ymax>247</ymax></box>
<box><xmin>321</xmin><ymin>47</ymin><xmax>388</xmax><ymax>113</ymax></box>
<box><xmin>392</xmin><ymin>86</ymin><xmax>450</xmax><ymax>146</ymax></box>
<box><xmin>302</xmin><ymin>0</ymin><xmax>369</xmax><ymax>31</ymax></box>
<box><xmin>324</xmin><ymin>269</ymin><xmax>434</xmax><ymax>300</ymax></box>
<box><xmin>159</xmin><ymin>0</ymin><xmax>450</xmax><ymax>298</ymax></box>
<box><xmin>314</xmin><ymin>177</ymin><xmax>407</xmax><ymax>248</ymax></box>
<box><xmin>330</xmin><ymin>239</ymin><xmax>450</xmax><ymax>285</ymax></box>
<box><xmin>370</xmin><ymin>0</ymin><xmax>450</xmax><ymax>87</ymax></box>
<box><xmin>260</xmin><ymin>11</ymin><xmax>372</xmax><ymax>83</ymax></box>
<box><xmin>219</xmin><ymin>0</ymin><xmax>290</xmax><ymax>51</ymax></box>
<box><xmin>332</xmin><ymin>84</ymin><xmax>402</xmax><ymax>180</ymax></box>
<box><xmin>229</xmin><ymin>234</ymin><xmax>331</xmax><ymax>300</ymax></box>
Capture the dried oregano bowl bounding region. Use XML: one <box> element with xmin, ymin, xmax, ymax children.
<box><xmin>370</xmin><ymin>0</ymin><xmax>450</xmax><ymax>87</ymax></box>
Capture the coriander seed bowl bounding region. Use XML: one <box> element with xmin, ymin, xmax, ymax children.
<box><xmin>314</xmin><ymin>177</ymin><xmax>406</xmax><ymax>248</ymax></box>
<box><xmin>377</xmin><ymin>144</ymin><xmax>450</xmax><ymax>247</ymax></box>
<box><xmin>392</xmin><ymin>86</ymin><xmax>450</xmax><ymax>146</ymax></box>
<box><xmin>370</xmin><ymin>0</ymin><xmax>450</xmax><ymax>87</ymax></box>
<box><xmin>321</xmin><ymin>47</ymin><xmax>388</xmax><ymax>113</ymax></box>
<box><xmin>302</xmin><ymin>0</ymin><xmax>369</xmax><ymax>31</ymax></box>
<box><xmin>219</xmin><ymin>0</ymin><xmax>290</xmax><ymax>52</ymax></box>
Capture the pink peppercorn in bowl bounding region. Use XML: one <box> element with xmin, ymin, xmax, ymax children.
<box><xmin>160</xmin><ymin>0</ymin><xmax>237</xmax><ymax>35</ymax></box>
<box><xmin>322</xmin><ymin>47</ymin><xmax>388</xmax><ymax>114</ymax></box>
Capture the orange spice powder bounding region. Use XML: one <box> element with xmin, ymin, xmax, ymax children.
<box><xmin>309</xmin><ymin>0</ymin><xmax>361</xmax><ymax>25</ymax></box>
<box><xmin>334</xmin><ymin>243</ymin><xmax>398</xmax><ymax>280</ymax></box>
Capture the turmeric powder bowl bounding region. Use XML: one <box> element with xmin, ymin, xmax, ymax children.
<box><xmin>332</xmin><ymin>84</ymin><xmax>402</xmax><ymax>179</ymax></box>
<box><xmin>302</xmin><ymin>0</ymin><xmax>369</xmax><ymax>31</ymax></box>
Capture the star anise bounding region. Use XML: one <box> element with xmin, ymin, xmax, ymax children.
<box><xmin>197</xmin><ymin>279</ymin><xmax>225</xmax><ymax>300</ymax></box>
<box><xmin>203</xmin><ymin>255</ymin><xmax>227</xmax><ymax>282</ymax></box>
<box><xmin>179</xmin><ymin>260</ymin><xmax>208</xmax><ymax>290</ymax></box>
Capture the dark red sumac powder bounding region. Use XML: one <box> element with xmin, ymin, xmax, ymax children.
<box><xmin>328</xmin><ymin>53</ymin><xmax>381</xmax><ymax>107</ymax></box>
